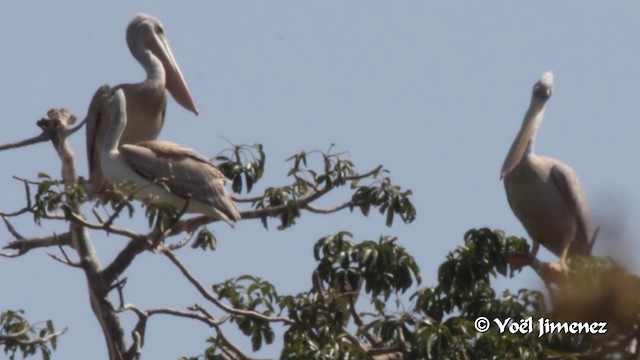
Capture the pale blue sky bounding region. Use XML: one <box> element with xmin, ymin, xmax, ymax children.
<box><xmin>1</xmin><ymin>2</ymin><xmax>639</xmax><ymax>359</ymax></box>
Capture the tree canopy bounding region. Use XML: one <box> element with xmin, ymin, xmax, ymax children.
<box><xmin>1</xmin><ymin>109</ymin><xmax>639</xmax><ymax>360</ymax></box>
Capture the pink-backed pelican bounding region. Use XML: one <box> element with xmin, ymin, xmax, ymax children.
<box><xmin>86</xmin><ymin>13</ymin><xmax>198</xmax><ymax>195</ymax></box>
<box><xmin>102</xmin><ymin>89</ymin><xmax>240</xmax><ymax>226</ymax></box>
<box><xmin>501</xmin><ymin>71</ymin><xmax>595</xmax><ymax>267</ymax></box>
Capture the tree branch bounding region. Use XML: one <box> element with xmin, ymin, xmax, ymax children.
<box><xmin>302</xmin><ymin>201</ymin><xmax>362</xmax><ymax>214</ymax></box>
<box><xmin>2</xmin><ymin>229</ymin><xmax>72</xmax><ymax>257</ymax></box>
<box><xmin>0</xmin><ymin>110</ymin><xmax>83</xmax><ymax>153</ymax></box>
<box><xmin>101</xmin><ymin>235</ymin><xmax>150</xmax><ymax>286</ymax></box>
<box><xmin>0</xmin><ymin>326</ymin><xmax>68</xmax><ymax>347</ymax></box>
<box><xmin>35</xmin><ymin>108</ymin><xmax>128</xmax><ymax>360</ymax></box>
<box><xmin>65</xmin><ymin>208</ymin><xmax>142</xmax><ymax>240</ymax></box>
<box><xmin>47</xmin><ymin>238</ymin><xmax>82</xmax><ymax>268</ymax></box>
<box><xmin>161</xmin><ymin>248</ymin><xmax>294</xmax><ymax>325</ymax></box>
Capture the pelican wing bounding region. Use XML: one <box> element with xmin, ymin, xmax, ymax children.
<box><xmin>120</xmin><ymin>141</ymin><xmax>240</xmax><ymax>221</ymax></box>
<box><xmin>85</xmin><ymin>85</ymin><xmax>113</xmax><ymax>195</ymax></box>
<box><xmin>550</xmin><ymin>163</ymin><xmax>593</xmax><ymax>255</ymax></box>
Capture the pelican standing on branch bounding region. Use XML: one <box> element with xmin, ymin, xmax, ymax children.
<box><xmin>102</xmin><ymin>89</ymin><xmax>240</xmax><ymax>226</ymax></box>
<box><xmin>501</xmin><ymin>71</ymin><xmax>596</xmax><ymax>268</ymax></box>
<box><xmin>86</xmin><ymin>13</ymin><xmax>199</xmax><ymax>195</ymax></box>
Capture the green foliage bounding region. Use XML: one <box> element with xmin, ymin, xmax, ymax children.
<box><xmin>254</xmin><ymin>186</ymin><xmax>303</xmax><ymax>230</ymax></box>
<box><xmin>351</xmin><ymin>176</ymin><xmax>416</xmax><ymax>226</ymax></box>
<box><xmin>191</xmin><ymin>227</ymin><xmax>217</xmax><ymax>251</ymax></box>
<box><xmin>188</xmin><ymin>232</ymin><xmax>423</xmax><ymax>359</ymax></box>
<box><xmin>251</xmin><ymin>147</ymin><xmax>416</xmax><ymax>231</ymax></box>
<box><xmin>186</xmin><ymin>228</ymin><xmax>640</xmax><ymax>359</ymax></box>
<box><xmin>279</xmin><ymin>290</ymin><xmax>364</xmax><ymax>360</ymax></box>
<box><xmin>211</xmin><ymin>276</ymin><xmax>278</xmax><ymax>351</ymax></box>
<box><xmin>0</xmin><ymin>310</ymin><xmax>62</xmax><ymax>360</ymax></box>
<box><xmin>417</xmin><ymin>228</ymin><xmax>531</xmax><ymax>322</ymax></box>
<box><xmin>143</xmin><ymin>201</ymin><xmax>180</xmax><ymax>232</ymax></box>
<box><xmin>313</xmin><ymin>232</ymin><xmax>422</xmax><ymax>301</ymax></box>
<box><xmin>215</xmin><ymin>143</ymin><xmax>265</xmax><ymax>194</ymax></box>
<box><xmin>32</xmin><ymin>173</ymin><xmax>87</xmax><ymax>224</ymax></box>
<box><xmin>17</xmin><ymin>145</ymin><xmax>640</xmax><ymax>359</ymax></box>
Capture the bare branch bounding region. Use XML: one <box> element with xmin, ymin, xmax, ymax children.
<box><xmin>2</xmin><ymin>230</ymin><xmax>72</xmax><ymax>257</ymax></box>
<box><xmin>213</xmin><ymin>322</ymin><xmax>257</xmax><ymax>360</ymax></box>
<box><xmin>109</xmin><ymin>278</ymin><xmax>128</xmax><ymax>310</ymax></box>
<box><xmin>189</xmin><ymin>304</ymin><xmax>230</xmax><ymax>325</ymax></box>
<box><xmin>65</xmin><ymin>208</ymin><xmax>142</xmax><ymax>240</ymax></box>
<box><xmin>302</xmin><ymin>201</ymin><xmax>361</xmax><ymax>214</ymax></box>
<box><xmin>166</xmin><ymin>215</ymin><xmax>221</xmax><ymax>236</ymax></box>
<box><xmin>92</xmin><ymin>203</ymin><xmax>106</xmax><ymax>223</ymax></box>
<box><xmin>2</xmin><ymin>216</ymin><xmax>26</xmax><ymax>241</ymax></box>
<box><xmin>0</xmin><ymin>178</ymin><xmax>33</xmax><ymax>217</ymax></box>
<box><xmin>0</xmin><ymin>132</ymin><xmax>52</xmax><ymax>152</ymax></box>
<box><xmin>47</xmin><ymin>252</ymin><xmax>82</xmax><ymax>268</ymax></box>
<box><xmin>118</xmin><ymin>302</ymin><xmax>238</xmax><ymax>359</ymax></box>
<box><xmin>0</xmin><ymin>251</ymin><xmax>21</xmax><ymax>258</ymax></box>
<box><xmin>166</xmin><ymin>231</ymin><xmax>194</xmax><ymax>251</ymax></box>
<box><xmin>101</xmin><ymin>235</ymin><xmax>149</xmax><ymax>286</ymax></box>
<box><xmin>161</xmin><ymin>248</ymin><xmax>294</xmax><ymax>325</ymax></box>
<box><xmin>46</xmin><ymin>235</ymin><xmax>81</xmax><ymax>267</ymax></box>
<box><xmin>230</xmin><ymin>194</ymin><xmax>263</xmax><ymax>203</ymax></box>
<box><xmin>121</xmin><ymin>304</ymin><xmax>222</xmax><ymax>328</ymax></box>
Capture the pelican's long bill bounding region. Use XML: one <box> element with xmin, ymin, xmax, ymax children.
<box><xmin>128</xmin><ymin>14</ymin><xmax>199</xmax><ymax>115</ymax></box>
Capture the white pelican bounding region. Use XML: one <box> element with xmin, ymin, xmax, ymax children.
<box><xmin>102</xmin><ymin>89</ymin><xmax>240</xmax><ymax>226</ymax></box>
<box><xmin>86</xmin><ymin>13</ymin><xmax>199</xmax><ymax>195</ymax></box>
<box><xmin>501</xmin><ymin>71</ymin><xmax>595</xmax><ymax>267</ymax></box>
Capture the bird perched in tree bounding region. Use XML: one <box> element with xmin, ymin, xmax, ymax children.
<box><xmin>501</xmin><ymin>71</ymin><xmax>596</xmax><ymax>269</ymax></box>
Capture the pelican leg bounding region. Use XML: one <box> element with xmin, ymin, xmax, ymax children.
<box><xmin>530</xmin><ymin>240</ymin><xmax>540</xmax><ymax>258</ymax></box>
<box><xmin>558</xmin><ymin>244</ymin><xmax>570</xmax><ymax>270</ymax></box>
<box><xmin>535</xmin><ymin>244</ymin><xmax>570</xmax><ymax>286</ymax></box>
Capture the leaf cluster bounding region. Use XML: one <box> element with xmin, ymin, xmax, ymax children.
<box><xmin>0</xmin><ymin>310</ymin><xmax>60</xmax><ymax>360</ymax></box>
<box><xmin>212</xmin><ymin>275</ymin><xmax>277</xmax><ymax>351</ymax></box>
<box><xmin>32</xmin><ymin>173</ymin><xmax>86</xmax><ymax>224</ymax></box>
<box><xmin>215</xmin><ymin>143</ymin><xmax>265</xmax><ymax>194</ymax></box>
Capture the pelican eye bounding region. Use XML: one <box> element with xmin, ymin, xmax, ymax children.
<box><xmin>155</xmin><ymin>25</ymin><xmax>164</xmax><ymax>35</ymax></box>
<box><xmin>532</xmin><ymin>84</ymin><xmax>551</xmax><ymax>100</ymax></box>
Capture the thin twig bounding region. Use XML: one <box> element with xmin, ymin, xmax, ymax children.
<box><xmin>47</xmin><ymin>252</ymin><xmax>81</xmax><ymax>268</ymax></box>
<box><xmin>47</xmin><ymin>233</ymin><xmax>81</xmax><ymax>267</ymax></box>
<box><xmin>0</xmin><ymin>327</ymin><xmax>68</xmax><ymax>347</ymax></box>
<box><xmin>102</xmin><ymin>195</ymin><xmax>135</xmax><ymax>229</ymax></box>
<box><xmin>166</xmin><ymin>231</ymin><xmax>194</xmax><ymax>251</ymax></box>
<box><xmin>2</xmin><ymin>216</ymin><xmax>26</xmax><ymax>240</ymax></box>
<box><xmin>302</xmin><ymin>201</ymin><xmax>361</xmax><ymax>214</ymax></box>
<box><xmin>65</xmin><ymin>207</ymin><xmax>142</xmax><ymax>240</ymax></box>
<box><xmin>214</xmin><ymin>322</ymin><xmax>257</xmax><ymax>360</ymax></box>
<box><xmin>161</xmin><ymin>248</ymin><xmax>294</xmax><ymax>325</ymax></box>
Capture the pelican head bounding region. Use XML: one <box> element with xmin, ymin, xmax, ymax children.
<box><xmin>500</xmin><ymin>71</ymin><xmax>554</xmax><ymax>179</ymax></box>
<box><xmin>127</xmin><ymin>13</ymin><xmax>199</xmax><ymax>115</ymax></box>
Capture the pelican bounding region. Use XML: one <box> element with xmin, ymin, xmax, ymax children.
<box><xmin>86</xmin><ymin>13</ymin><xmax>199</xmax><ymax>195</ymax></box>
<box><xmin>501</xmin><ymin>71</ymin><xmax>595</xmax><ymax>268</ymax></box>
<box><xmin>102</xmin><ymin>89</ymin><xmax>240</xmax><ymax>226</ymax></box>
